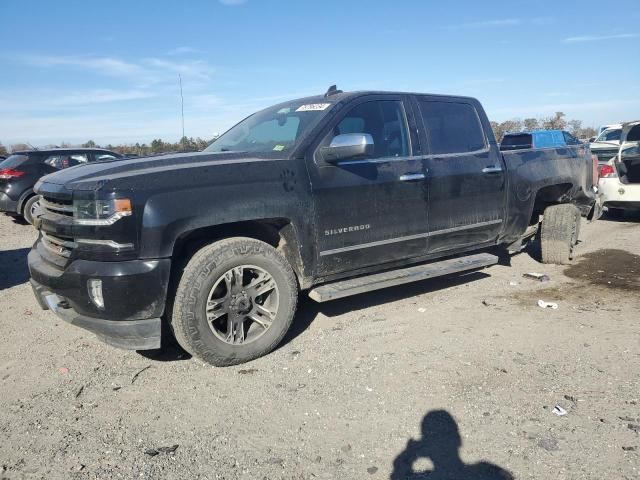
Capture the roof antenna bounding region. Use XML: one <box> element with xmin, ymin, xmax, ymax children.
<box><xmin>179</xmin><ymin>74</ymin><xmax>185</xmax><ymax>148</ymax></box>
<box><xmin>324</xmin><ymin>84</ymin><xmax>343</xmax><ymax>98</ymax></box>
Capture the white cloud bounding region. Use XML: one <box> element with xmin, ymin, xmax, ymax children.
<box><xmin>563</xmin><ymin>33</ymin><xmax>638</xmax><ymax>43</ymax></box>
<box><xmin>0</xmin><ymin>89</ymin><xmax>157</xmax><ymax>112</ymax></box>
<box><xmin>167</xmin><ymin>46</ymin><xmax>200</xmax><ymax>56</ymax></box>
<box><xmin>15</xmin><ymin>54</ymin><xmax>214</xmax><ymax>84</ymax></box>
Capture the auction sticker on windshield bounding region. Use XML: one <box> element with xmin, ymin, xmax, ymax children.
<box><xmin>296</xmin><ymin>103</ymin><xmax>331</xmax><ymax>112</ymax></box>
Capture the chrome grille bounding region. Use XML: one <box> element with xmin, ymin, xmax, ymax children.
<box><xmin>41</xmin><ymin>196</ymin><xmax>73</xmax><ymax>217</ymax></box>
<box><xmin>41</xmin><ymin>232</ymin><xmax>76</xmax><ymax>258</ymax></box>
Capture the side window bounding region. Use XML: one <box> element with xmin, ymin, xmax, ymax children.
<box><xmin>43</xmin><ymin>153</ymin><xmax>88</xmax><ymax>170</ymax></box>
<box><xmin>331</xmin><ymin>100</ymin><xmax>409</xmax><ymax>158</ymax></box>
<box><xmin>418</xmin><ymin>101</ymin><xmax>486</xmax><ymax>155</ymax></box>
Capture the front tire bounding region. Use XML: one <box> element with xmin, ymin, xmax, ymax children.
<box><xmin>170</xmin><ymin>237</ymin><xmax>298</xmax><ymax>366</ymax></box>
<box><xmin>540</xmin><ymin>204</ymin><xmax>581</xmax><ymax>265</ymax></box>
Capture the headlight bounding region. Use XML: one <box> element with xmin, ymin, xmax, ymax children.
<box><xmin>73</xmin><ymin>198</ymin><xmax>132</xmax><ymax>225</ymax></box>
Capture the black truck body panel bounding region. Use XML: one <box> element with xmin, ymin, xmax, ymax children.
<box><xmin>28</xmin><ymin>90</ymin><xmax>599</xmax><ymax>349</ymax></box>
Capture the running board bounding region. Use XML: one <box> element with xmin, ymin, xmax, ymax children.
<box><xmin>308</xmin><ymin>252</ymin><xmax>498</xmax><ymax>302</ymax></box>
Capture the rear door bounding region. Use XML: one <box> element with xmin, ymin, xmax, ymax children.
<box><xmin>414</xmin><ymin>96</ymin><xmax>506</xmax><ymax>254</ymax></box>
<box><xmin>306</xmin><ymin>94</ymin><xmax>430</xmax><ymax>277</ymax></box>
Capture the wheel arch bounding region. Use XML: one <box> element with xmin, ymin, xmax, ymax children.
<box><xmin>17</xmin><ymin>188</ymin><xmax>36</xmax><ymax>215</ymax></box>
<box><xmin>528</xmin><ymin>182</ymin><xmax>574</xmax><ymax>224</ymax></box>
<box><xmin>170</xmin><ymin>218</ymin><xmax>311</xmax><ymax>289</ymax></box>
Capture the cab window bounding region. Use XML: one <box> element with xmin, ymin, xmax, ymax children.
<box><xmin>418</xmin><ymin>100</ymin><xmax>486</xmax><ymax>155</ymax></box>
<box><xmin>329</xmin><ymin>100</ymin><xmax>409</xmax><ymax>158</ymax></box>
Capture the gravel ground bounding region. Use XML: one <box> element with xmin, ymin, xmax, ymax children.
<box><xmin>1</xmin><ymin>212</ymin><xmax>639</xmax><ymax>480</ymax></box>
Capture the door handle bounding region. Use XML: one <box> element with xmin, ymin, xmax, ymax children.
<box><xmin>399</xmin><ymin>173</ymin><xmax>426</xmax><ymax>182</ymax></box>
<box><xmin>481</xmin><ymin>165</ymin><xmax>503</xmax><ymax>174</ymax></box>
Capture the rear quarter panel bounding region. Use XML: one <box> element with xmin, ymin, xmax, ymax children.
<box><xmin>501</xmin><ymin>143</ymin><xmax>595</xmax><ymax>242</ymax></box>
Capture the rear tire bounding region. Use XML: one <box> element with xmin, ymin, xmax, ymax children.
<box><xmin>170</xmin><ymin>237</ymin><xmax>298</xmax><ymax>366</ymax></box>
<box><xmin>540</xmin><ymin>204</ymin><xmax>581</xmax><ymax>265</ymax></box>
<box><xmin>22</xmin><ymin>195</ymin><xmax>41</xmax><ymax>225</ymax></box>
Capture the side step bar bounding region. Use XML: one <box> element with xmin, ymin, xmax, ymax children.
<box><xmin>308</xmin><ymin>252</ymin><xmax>498</xmax><ymax>302</ymax></box>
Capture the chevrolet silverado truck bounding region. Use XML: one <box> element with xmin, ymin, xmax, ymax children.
<box><xmin>28</xmin><ymin>87</ymin><xmax>601</xmax><ymax>366</ymax></box>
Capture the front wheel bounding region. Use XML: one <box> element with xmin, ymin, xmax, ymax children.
<box><xmin>170</xmin><ymin>237</ymin><xmax>298</xmax><ymax>366</ymax></box>
<box><xmin>22</xmin><ymin>195</ymin><xmax>42</xmax><ymax>225</ymax></box>
<box><xmin>540</xmin><ymin>204</ymin><xmax>581</xmax><ymax>265</ymax></box>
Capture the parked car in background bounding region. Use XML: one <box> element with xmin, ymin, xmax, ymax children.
<box><xmin>500</xmin><ymin>130</ymin><xmax>582</xmax><ymax>151</ymax></box>
<box><xmin>0</xmin><ymin>148</ymin><xmax>123</xmax><ymax>224</ymax></box>
<box><xmin>590</xmin><ymin>126</ymin><xmax>623</xmax><ymax>163</ymax></box>
<box><xmin>598</xmin><ymin>121</ymin><xmax>640</xmax><ymax>218</ymax></box>
<box><xmin>596</xmin><ymin>123</ymin><xmax>623</xmax><ymax>136</ymax></box>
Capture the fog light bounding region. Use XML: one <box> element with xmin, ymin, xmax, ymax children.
<box><xmin>87</xmin><ymin>279</ymin><xmax>104</xmax><ymax>309</ymax></box>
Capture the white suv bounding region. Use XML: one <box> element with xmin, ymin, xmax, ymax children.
<box><xmin>591</xmin><ymin>125</ymin><xmax>623</xmax><ymax>163</ymax></box>
<box><xmin>598</xmin><ymin>121</ymin><xmax>640</xmax><ymax>218</ymax></box>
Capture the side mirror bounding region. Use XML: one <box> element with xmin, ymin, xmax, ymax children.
<box><xmin>589</xmin><ymin>137</ymin><xmax>596</xmax><ymax>143</ymax></box>
<box><xmin>320</xmin><ymin>133</ymin><xmax>374</xmax><ymax>162</ymax></box>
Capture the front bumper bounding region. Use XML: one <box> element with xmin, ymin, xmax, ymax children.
<box><xmin>31</xmin><ymin>279</ymin><xmax>161</xmax><ymax>350</ymax></box>
<box><xmin>0</xmin><ymin>192</ymin><xmax>19</xmax><ymax>213</ymax></box>
<box><xmin>28</xmin><ymin>249</ymin><xmax>171</xmax><ymax>350</ymax></box>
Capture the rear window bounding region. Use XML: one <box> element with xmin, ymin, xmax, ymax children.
<box><xmin>0</xmin><ymin>154</ymin><xmax>30</xmax><ymax>169</ymax></box>
<box><xmin>500</xmin><ymin>134</ymin><xmax>532</xmax><ymax>151</ymax></box>
<box><xmin>533</xmin><ymin>131</ymin><xmax>565</xmax><ymax>148</ymax></box>
<box><xmin>418</xmin><ymin>101</ymin><xmax>486</xmax><ymax>155</ymax></box>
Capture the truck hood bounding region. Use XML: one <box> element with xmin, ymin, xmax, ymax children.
<box><xmin>38</xmin><ymin>151</ymin><xmax>277</xmax><ymax>191</ymax></box>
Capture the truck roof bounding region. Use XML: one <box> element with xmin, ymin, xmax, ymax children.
<box><xmin>278</xmin><ymin>89</ymin><xmax>480</xmax><ymax>108</ymax></box>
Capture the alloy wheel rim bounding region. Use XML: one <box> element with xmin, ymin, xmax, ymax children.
<box><xmin>205</xmin><ymin>265</ymin><xmax>279</xmax><ymax>345</ymax></box>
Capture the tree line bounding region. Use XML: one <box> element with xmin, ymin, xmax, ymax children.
<box><xmin>490</xmin><ymin>112</ymin><xmax>598</xmax><ymax>143</ymax></box>
<box><xmin>0</xmin><ymin>136</ymin><xmax>217</xmax><ymax>157</ymax></box>
<box><xmin>1</xmin><ymin>113</ymin><xmax>599</xmax><ymax>156</ymax></box>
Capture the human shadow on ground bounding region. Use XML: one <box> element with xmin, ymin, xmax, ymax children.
<box><xmin>0</xmin><ymin>247</ymin><xmax>31</xmax><ymax>291</ymax></box>
<box><xmin>391</xmin><ymin>410</ymin><xmax>513</xmax><ymax>480</ymax></box>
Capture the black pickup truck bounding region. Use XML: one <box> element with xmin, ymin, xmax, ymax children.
<box><xmin>28</xmin><ymin>87</ymin><xmax>601</xmax><ymax>366</ymax></box>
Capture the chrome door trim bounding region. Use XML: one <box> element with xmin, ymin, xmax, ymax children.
<box><xmin>399</xmin><ymin>173</ymin><xmax>426</xmax><ymax>181</ymax></box>
<box><xmin>319</xmin><ymin>219</ymin><xmax>502</xmax><ymax>256</ymax></box>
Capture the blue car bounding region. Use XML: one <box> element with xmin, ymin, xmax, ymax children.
<box><xmin>500</xmin><ymin>130</ymin><xmax>582</xmax><ymax>151</ymax></box>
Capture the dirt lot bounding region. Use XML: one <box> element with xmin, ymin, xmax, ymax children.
<box><xmin>1</xmin><ymin>212</ymin><xmax>639</xmax><ymax>480</ymax></box>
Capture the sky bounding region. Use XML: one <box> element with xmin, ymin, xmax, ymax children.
<box><xmin>1</xmin><ymin>0</ymin><xmax>639</xmax><ymax>147</ymax></box>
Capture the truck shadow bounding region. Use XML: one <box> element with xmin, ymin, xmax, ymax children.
<box><xmin>144</xmin><ymin>270</ymin><xmax>492</xmax><ymax>363</ymax></box>
<box><xmin>0</xmin><ymin>248</ymin><xmax>31</xmax><ymax>291</ymax></box>
<box><xmin>391</xmin><ymin>409</ymin><xmax>513</xmax><ymax>479</ymax></box>
<box><xmin>281</xmin><ymin>270</ymin><xmax>490</xmax><ymax>348</ymax></box>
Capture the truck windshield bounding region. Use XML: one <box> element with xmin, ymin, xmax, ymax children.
<box><xmin>595</xmin><ymin>128</ymin><xmax>622</xmax><ymax>142</ymax></box>
<box><xmin>205</xmin><ymin>102</ymin><xmax>331</xmax><ymax>154</ymax></box>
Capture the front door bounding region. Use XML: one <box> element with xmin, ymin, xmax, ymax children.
<box><xmin>306</xmin><ymin>95</ymin><xmax>430</xmax><ymax>278</ymax></box>
<box><xmin>414</xmin><ymin>97</ymin><xmax>506</xmax><ymax>254</ymax></box>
